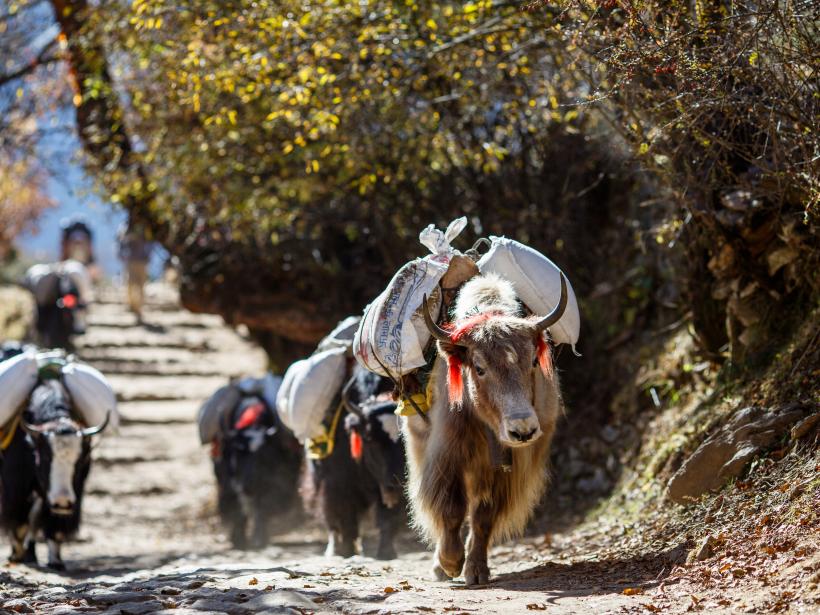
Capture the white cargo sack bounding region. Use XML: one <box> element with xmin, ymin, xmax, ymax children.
<box><xmin>0</xmin><ymin>351</ymin><xmax>38</xmax><ymax>426</ymax></box>
<box><xmin>317</xmin><ymin>316</ymin><xmax>361</xmax><ymax>353</ymax></box>
<box><xmin>25</xmin><ymin>260</ymin><xmax>93</xmax><ymax>305</ymax></box>
<box><xmin>477</xmin><ymin>236</ymin><xmax>580</xmax><ymax>350</ymax></box>
<box><xmin>61</xmin><ymin>361</ymin><xmax>119</xmax><ymax>433</ymax></box>
<box><xmin>25</xmin><ymin>264</ymin><xmax>60</xmax><ymax>305</ymax></box>
<box><xmin>197</xmin><ymin>384</ymin><xmax>241</xmax><ymax>444</ymax></box>
<box><xmin>276</xmin><ymin>346</ymin><xmax>347</xmax><ymax>442</ymax></box>
<box><xmin>354</xmin><ymin>217</ymin><xmax>467</xmax><ymax>376</ymax></box>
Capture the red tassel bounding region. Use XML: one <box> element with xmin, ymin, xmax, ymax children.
<box><xmin>536</xmin><ymin>336</ymin><xmax>553</xmax><ymax>378</ymax></box>
<box><xmin>234</xmin><ymin>402</ymin><xmax>266</xmax><ymax>430</ymax></box>
<box><xmin>350</xmin><ymin>431</ymin><xmax>363</xmax><ymax>460</ymax></box>
<box><xmin>448</xmin><ymin>355</ymin><xmax>464</xmax><ymax>406</ymax></box>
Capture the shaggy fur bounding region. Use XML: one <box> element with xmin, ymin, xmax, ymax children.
<box><xmin>402</xmin><ymin>274</ymin><xmax>563</xmax><ymax>585</ymax></box>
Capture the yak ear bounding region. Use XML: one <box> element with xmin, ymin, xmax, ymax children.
<box><xmin>436</xmin><ymin>339</ymin><xmax>468</xmax><ymax>364</ymax></box>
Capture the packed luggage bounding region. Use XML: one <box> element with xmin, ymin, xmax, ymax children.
<box><xmin>353</xmin><ymin>218</ymin><xmax>580</xmax><ymax>380</ymax></box>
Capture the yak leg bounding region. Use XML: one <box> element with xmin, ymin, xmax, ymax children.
<box><xmin>375</xmin><ymin>500</ymin><xmax>399</xmax><ymax>560</ymax></box>
<box><xmin>431</xmin><ymin>477</ymin><xmax>466</xmax><ymax>580</ymax></box>
<box><xmin>324</xmin><ymin>495</ymin><xmax>358</xmax><ymax>558</ymax></box>
<box><xmin>9</xmin><ymin>524</ymin><xmax>36</xmax><ymax>564</ymax></box>
<box><xmin>464</xmin><ymin>500</ymin><xmax>493</xmax><ymax>586</ymax></box>
<box><xmin>46</xmin><ymin>539</ymin><xmax>65</xmax><ymax>570</ymax></box>
<box><xmin>248</xmin><ymin>501</ymin><xmax>270</xmax><ymax>550</ymax></box>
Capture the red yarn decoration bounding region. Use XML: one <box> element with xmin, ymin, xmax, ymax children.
<box><xmin>448</xmin><ymin>354</ymin><xmax>464</xmax><ymax>406</ymax></box>
<box><xmin>536</xmin><ymin>336</ymin><xmax>553</xmax><ymax>378</ymax></box>
<box><xmin>234</xmin><ymin>402</ymin><xmax>265</xmax><ymax>430</ymax></box>
<box><xmin>350</xmin><ymin>430</ymin><xmax>363</xmax><ymax>460</ymax></box>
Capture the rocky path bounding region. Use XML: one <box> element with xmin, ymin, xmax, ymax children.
<box><xmin>1</xmin><ymin>284</ymin><xmax>815</xmax><ymax>614</ymax></box>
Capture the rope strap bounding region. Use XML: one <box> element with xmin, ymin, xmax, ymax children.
<box><xmin>305</xmin><ymin>400</ymin><xmax>345</xmax><ymax>461</ymax></box>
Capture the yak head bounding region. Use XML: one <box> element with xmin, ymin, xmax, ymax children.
<box><xmin>21</xmin><ymin>381</ymin><xmax>107</xmax><ymax>515</ymax></box>
<box><xmin>343</xmin><ymin>395</ymin><xmax>405</xmax><ymax>509</ymax></box>
<box><xmin>422</xmin><ymin>273</ymin><xmax>567</xmax><ymax>449</ymax></box>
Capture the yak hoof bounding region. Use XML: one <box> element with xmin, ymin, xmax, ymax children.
<box><xmin>463</xmin><ymin>560</ymin><xmax>490</xmax><ymax>587</ymax></box>
<box><xmin>47</xmin><ymin>561</ymin><xmax>66</xmax><ymax>571</ymax></box>
<box><xmin>432</xmin><ymin>563</ymin><xmax>452</xmax><ymax>582</ymax></box>
<box><xmin>9</xmin><ymin>545</ymin><xmax>37</xmax><ymax>565</ymax></box>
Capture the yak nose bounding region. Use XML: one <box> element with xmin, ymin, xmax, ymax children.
<box><xmin>503</xmin><ymin>413</ymin><xmax>541</xmax><ymax>445</ymax></box>
<box><xmin>50</xmin><ymin>495</ymin><xmax>75</xmax><ymax>513</ymax></box>
<box><xmin>508</xmin><ymin>426</ymin><xmax>537</xmax><ymax>442</ymax></box>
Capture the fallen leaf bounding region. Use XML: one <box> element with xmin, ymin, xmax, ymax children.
<box><xmin>623</xmin><ymin>587</ymin><xmax>644</xmax><ymax>596</ymax></box>
<box><xmin>248</xmin><ymin>577</ymin><xmax>258</xmax><ymax>586</ymax></box>
<box><xmin>526</xmin><ymin>605</ymin><xmax>548</xmax><ymax>611</ymax></box>
<box><xmin>644</xmin><ymin>605</ymin><xmax>661</xmax><ymax>613</ymax></box>
<box><xmin>384</xmin><ymin>586</ymin><xmax>397</xmax><ymax>593</ymax></box>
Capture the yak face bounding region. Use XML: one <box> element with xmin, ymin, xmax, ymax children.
<box><xmin>440</xmin><ymin>320</ymin><xmax>548</xmax><ymax>448</ymax></box>
<box><xmin>26</xmin><ymin>418</ymin><xmax>88</xmax><ymax>516</ymax></box>
<box><xmin>45</xmin><ymin>426</ymin><xmax>85</xmax><ymax>514</ymax></box>
<box><xmin>345</xmin><ymin>401</ymin><xmax>405</xmax><ymax>509</ymax></box>
<box><xmin>23</xmin><ymin>381</ymin><xmax>100</xmax><ymax>516</ymax></box>
<box><xmin>423</xmin><ymin>272</ymin><xmax>567</xmax><ymax>450</ymax></box>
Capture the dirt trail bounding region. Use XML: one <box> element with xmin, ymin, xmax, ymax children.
<box><xmin>1</xmin><ymin>285</ymin><xmax>801</xmax><ymax>614</ymax></box>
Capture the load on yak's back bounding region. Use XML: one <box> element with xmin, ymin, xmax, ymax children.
<box><xmin>353</xmin><ymin>217</ymin><xmax>580</xmax><ymax>379</ymax></box>
<box><xmin>350</xmin><ymin>217</ymin><xmax>579</xmax><ymax>586</ymax></box>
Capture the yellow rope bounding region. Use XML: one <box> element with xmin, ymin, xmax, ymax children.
<box><xmin>395</xmin><ymin>375</ymin><xmax>435</xmax><ymax>417</ymax></box>
<box><xmin>305</xmin><ymin>400</ymin><xmax>345</xmax><ymax>461</ymax></box>
<box><xmin>0</xmin><ymin>413</ymin><xmax>21</xmax><ymax>451</ymax></box>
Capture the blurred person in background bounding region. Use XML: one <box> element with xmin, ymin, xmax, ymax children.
<box><xmin>117</xmin><ymin>220</ymin><xmax>153</xmax><ymax>322</ymax></box>
<box><xmin>59</xmin><ymin>216</ymin><xmax>100</xmax><ymax>281</ymax></box>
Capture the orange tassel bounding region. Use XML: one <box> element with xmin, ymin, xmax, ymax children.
<box><xmin>448</xmin><ymin>355</ymin><xmax>464</xmax><ymax>406</ymax></box>
<box><xmin>350</xmin><ymin>431</ymin><xmax>363</xmax><ymax>460</ymax></box>
<box><xmin>536</xmin><ymin>336</ymin><xmax>553</xmax><ymax>378</ymax></box>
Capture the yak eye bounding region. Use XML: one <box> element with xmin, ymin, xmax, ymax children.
<box><xmin>532</xmin><ymin>354</ymin><xmax>539</xmax><ymax>367</ymax></box>
<box><xmin>474</xmin><ymin>364</ymin><xmax>486</xmax><ymax>377</ymax></box>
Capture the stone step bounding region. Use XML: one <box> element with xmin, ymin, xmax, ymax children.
<box><xmin>107</xmin><ymin>374</ymin><xmax>225</xmax><ymax>403</ymax></box>
<box><xmin>118</xmin><ymin>400</ymin><xmax>202</xmax><ymax>425</ymax></box>
<box><xmin>88</xmin><ymin>360</ymin><xmax>229</xmax><ymax>378</ymax></box>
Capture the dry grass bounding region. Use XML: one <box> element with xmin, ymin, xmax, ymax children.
<box><xmin>0</xmin><ymin>284</ymin><xmax>33</xmax><ymax>341</ymax></box>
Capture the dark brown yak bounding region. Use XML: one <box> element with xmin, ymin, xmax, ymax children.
<box><xmin>403</xmin><ymin>272</ymin><xmax>567</xmax><ymax>586</ymax></box>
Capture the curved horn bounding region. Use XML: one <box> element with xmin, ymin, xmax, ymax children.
<box><xmin>341</xmin><ymin>377</ymin><xmax>364</xmax><ymax>418</ymax></box>
<box><xmin>534</xmin><ymin>273</ymin><xmax>569</xmax><ymax>332</ymax></box>
<box><xmin>422</xmin><ymin>293</ymin><xmax>457</xmax><ymax>344</ymax></box>
<box><xmin>20</xmin><ymin>419</ymin><xmax>49</xmax><ymax>437</ymax></box>
<box><xmin>80</xmin><ymin>410</ymin><xmax>110</xmax><ymax>437</ymax></box>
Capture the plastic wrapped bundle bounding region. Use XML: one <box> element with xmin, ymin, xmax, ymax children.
<box><xmin>476</xmin><ymin>236</ymin><xmax>580</xmax><ymax>350</ymax></box>
<box><xmin>317</xmin><ymin>316</ymin><xmax>362</xmax><ymax>353</ymax></box>
<box><xmin>197</xmin><ymin>384</ymin><xmax>242</xmax><ymax>444</ymax></box>
<box><xmin>276</xmin><ymin>346</ymin><xmax>348</xmax><ymax>442</ymax></box>
<box><xmin>0</xmin><ymin>350</ymin><xmax>38</xmax><ymax>427</ymax></box>
<box><xmin>61</xmin><ymin>360</ymin><xmax>120</xmax><ymax>433</ymax></box>
<box><xmin>353</xmin><ymin>217</ymin><xmax>466</xmax><ymax>377</ymax></box>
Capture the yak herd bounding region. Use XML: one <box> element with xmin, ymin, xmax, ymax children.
<box><xmin>1</xmin><ymin>229</ymin><xmax>573</xmax><ymax>587</ymax></box>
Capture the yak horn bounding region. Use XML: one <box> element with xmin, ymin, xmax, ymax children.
<box><xmin>341</xmin><ymin>377</ymin><xmax>364</xmax><ymax>418</ymax></box>
<box><xmin>80</xmin><ymin>411</ymin><xmax>110</xmax><ymax>437</ymax></box>
<box><xmin>20</xmin><ymin>419</ymin><xmax>50</xmax><ymax>437</ymax></box>
<box><xmin>534</xmin><ymin>273</ymin><xmax>568</xmax><ymax>332</ymax></box>
<box><xmin>422</xmin><ymin>293</ymin><xmax>459</xmax><ymax>344</ymax></box>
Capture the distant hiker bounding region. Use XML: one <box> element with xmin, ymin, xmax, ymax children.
<box><xmin>60</xmin><ymin>215</ymin><xmax>94</xmax><ymax>265</ymax></box>
<box><xmin>60</xmin><ymin>215</ymin><xmax>100</xmax><ymax>282</ymax></box>
<box><xmin>118</xmin><ymin>221</ymin><xmax>153</xmax><ymax>321</ymax></box>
